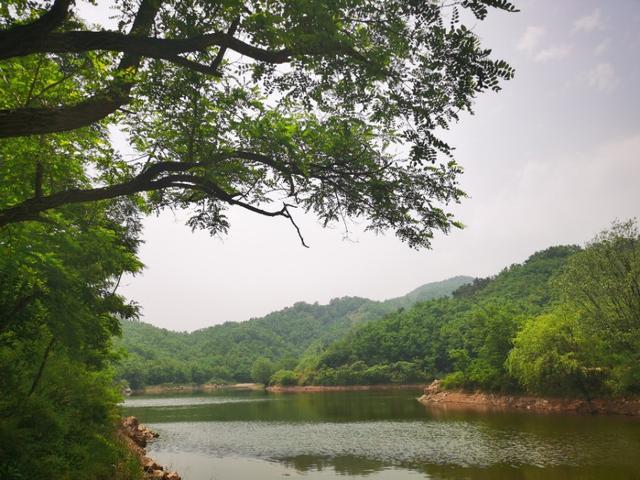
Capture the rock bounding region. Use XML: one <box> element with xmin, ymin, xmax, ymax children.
<box><xmin>121</xmin><ymin>416</ymin><xmax>159</xmax><ymax>448</ymax></box>
<box><xmin>418</xmin><ymin>380</ymin><xmax>640</xmax><ymax>416</ymax></box>
<box><xmin>120</xmin><ymin>416</ymin><xmax>181</xmax><ymax>480</ymax></box>
<box><xmin>142</xmin><ymin>457</ymin><xmax>163</xmax><ymax>472</ymax></box>
<box><xmin>424</xmin><ymin>379</ymin><xmax>442</xmax><ymax>395</ymax></box>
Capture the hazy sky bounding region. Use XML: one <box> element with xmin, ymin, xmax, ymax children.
<box><xmin>80</xmin><ymin>1</ymin><xmax>640</xmax><ymax>332</ymax></box>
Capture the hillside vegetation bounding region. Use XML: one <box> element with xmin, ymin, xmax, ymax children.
<box><xmin>117</xmin><ymin>277</ymin><xmax>472</xmax><ymax>388</ymax></box>
<box><xmin>281</xmin><ymin>221</ymin><xmax>640</xmax><ymax>397</ymax></box>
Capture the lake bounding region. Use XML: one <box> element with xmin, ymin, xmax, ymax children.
<box><xmin>122</xmin><ymin>388</ymin><xmax>640</xmax><ymax>480</ymax></box>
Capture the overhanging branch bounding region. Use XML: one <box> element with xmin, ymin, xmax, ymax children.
<box><xmin>0</xmin><ymin>149</ymin><xmax>313</xmax><ymax>246</ymax></box>
<box><xmin>0</xmin><ymin>30</ymin><xmax>293</xmax><ymax>64</ymax></box>
<box><xmin>0</xmin><ymin>0</ymin><xmax>162</xmax><ymax>139</ymax></box>
<box><xmin>0</xmin><ymin>0</ymin><xmax>72</xmax><ymax>44</ymax></box>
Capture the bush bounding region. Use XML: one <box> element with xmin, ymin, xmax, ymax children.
<box><xmin>441</xmin><ymin>371</ymin><xmax>466</xmax><ymax>390</ymax></box>
<box><xmin>269</xmin><ymin>370</ymin><xmax>299</xmax><ymax>386</ymax></box>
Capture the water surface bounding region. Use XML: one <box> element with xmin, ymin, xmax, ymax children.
<box><xmin>122</xmin><ymin>389</ymin><xmax>640</xmax><ymax>480</ymax></box>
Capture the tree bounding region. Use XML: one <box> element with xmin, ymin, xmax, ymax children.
<box><xmin>554</xmin><ymin>219</ymin><xmax>640</xmax><ymax>393</ymax></box>
<box><xmin>506</xmin><ymin>308</ymin><xmax>593</xmax><ymax>396</ymax></box>
<box><xmin>251</xmin><ymin>356</ymin><xmax>275</xmax><ymax>384</ymax></box>
<box><xmin>0</xmin><ymin>177</ymin><xmax>144</xmax><ymax>478</ymax></box>
<box><xmin>0</xmin><ymin>53</ymin><xmax>145</xmax><ymax>476</ymax></box>
<box><xmin>0</xmin><ymin>0</ymin><xmax>516</xmax><ymax>247</ymax></box>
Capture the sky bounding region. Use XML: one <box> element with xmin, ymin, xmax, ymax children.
<box><xmin>80</xmin><ymin>1</ymin><xmax>640</xmax><ymax>332</ymax></box>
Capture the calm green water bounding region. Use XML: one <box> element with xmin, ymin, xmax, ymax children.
<box><xmin>122</xmin><ymin>389</ymin><xmax>640</xmax><ymax>480</ymax></box>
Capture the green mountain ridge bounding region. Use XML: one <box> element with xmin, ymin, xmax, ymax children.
<box><xmin>292</xmin><ymin>245</ymin><xmax>581</xmax><ymax>388</ymax></box>
<box><xmin>117</xmin><ymin>276</ymin><xmax>473</xmax><ymax>387</ymax></box>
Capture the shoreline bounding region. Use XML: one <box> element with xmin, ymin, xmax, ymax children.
<box><xmin>131</xmin><ymin>382</ymin><xmax>426</xmax><ymax>395</ymax></box>
<box><xmin>129</xmin><ymin>380</ymin><xmax>640</xmax><ymax>416</ymax></box>
<box><xmin>266</xmin><ymin>383</ymin><xmax>426</xmax><ymax>393</ymax></box>
<box><xmin>418</xmin><ymin>380</ymin><xmax>640</xmax><ymax>416</ymax></box>
<box><xmin>131</xmin><ymin>382</ymin><xmax>264</xmax><ymax>395</ymax></box>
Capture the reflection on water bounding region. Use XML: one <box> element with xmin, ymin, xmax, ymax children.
<box><xmin>122</xmin><ymin>389</ymin><xmax>640</xmax><ymax>480</ymax></box>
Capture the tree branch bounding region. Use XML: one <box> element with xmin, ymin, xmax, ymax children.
<box><xmin>0</xmin><ymin>149</ymin><xmax>314</xmax><ymax>244</ymax></box>
<box><xmin>0</xmin><ymin>91</ymin><xmax>129</xmax><ymax>138</ymax></box>
<box><xmin>283</xmin><ymin>204</ymin><xmax>309</xmax><ymax>248</ymax></box>
<box><xmin>0</xmin><ymin>0</ymin><xmax>162</xmax><ymax>139</ymax></box>
<box><xmin>210</xmin><ymin>17</ymin><xmax>241</xmax><ymax>74</ymax></box>
<box><xmin>28</xmin><ymin>336</ymin><xmax>55</xmax><ymax>397</ymax></box>
<box><xmin>0</xmin><ymin>0</ymin><xmax>72</xmax><ymax>45</ymax></box>
<box><xmin>0</xmin><ymin>158</ymin><xmax>211</xmax><ymax>226</ymax></box>
<box><xmin>0</xmin><ymin>29</ymin><xmax>293</xmax><ymax>63</ymax></box>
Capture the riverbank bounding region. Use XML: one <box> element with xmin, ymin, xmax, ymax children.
<box><xmin>132</xmin><ymin>382</ymin><xmax>263</xmax><ymax>395</ymax></box>
<box><xmin>418</xmin><ymin>380</ymin><xmax>640</xmax><ymax>416</ymax></box>
<box><xmin>119</xmin><ymin>416</ymin><xmax>181</xmax><ymax>480</ymax></box>
<box><xmin>266</xmin><ymin>383</ymin><xmax>426</xmax><ymax>393</ymax></box>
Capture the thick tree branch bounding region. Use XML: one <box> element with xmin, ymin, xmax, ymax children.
<box><xmin>0</xmin><ymin>29</ymin><xmax>293</xmax><ymax>63</ymax></box>
<box><xmin>0</xmin><ymin>0</ymin><xmax>162</xmax><ymax>138</ymax></box>
<box><xmin>0</xmin><ymin>0</ymin><xmax>72</xmax><ymax>44</ymax></box>
<box><xmin>0</xmin><ymin>1</ymin><xmax>373</xmax><ymax>139</ymax></box>
<box><xmin>0</xmin><ymin>149</ymin><xmax>313</xmax><ymax>245</ymax></box>
<box><xmin>0</xmin><ymin>155</ymin><xmax>234</xmax><ymax>226</ymax></box>
<box><xmin>210</xmin><ymin>17</ymin><xmax>241</xmax><ymax>74</ymax></box>
<box><xmin>0</xmin><ymin>92</ymin><xmax>128</xmax><ymax>138</ymax></box>
<box><xmin>165</xmin><ymin>55</ymin><xmax>222</xmax><ymax>77</ymax></box>
<box><xmin>0</xmin><ymin>160</ymin><xmax>192</xmax><ymax>226</ymax></box>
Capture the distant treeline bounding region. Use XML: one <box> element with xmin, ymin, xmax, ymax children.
<box><xmin>116</xmin><ymin>277</ymin><xmax>472</xmax><ymax>388</ymax></box>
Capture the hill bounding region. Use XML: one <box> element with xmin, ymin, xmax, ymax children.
<box><xmin>286</xmin><ymin>246</ymin><xmax>581</xmax><ymax>388</ymax></box>
<box><xmin>285</xmin><ymin>224</ymin><xmax>640</xmax><ymax>398</ymax></box>
<box><xmin>116</xmin><ymin>276</ymin><xmax>472</xmax><ymax>387</ymax></box>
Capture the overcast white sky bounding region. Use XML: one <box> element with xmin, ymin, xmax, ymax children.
<box><xmin>80</xmin><ymin>1</ymin><xmax>640</xmax><ymax>332</ymax></box>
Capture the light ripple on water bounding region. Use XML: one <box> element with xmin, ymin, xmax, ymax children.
<box><xmin>123</xmin><ymin>396</ymin><xmax>270</xmax><ymax>408</ymax></box>
<box><xmin>145</xmin><ymin>420</ymin><xmax>603</xmax><ymax>468</ymax></box>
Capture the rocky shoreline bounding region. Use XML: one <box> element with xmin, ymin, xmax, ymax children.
<box><xmin>119</xmin><ymin>416</ymin><xmax>181</xmax><ymax>480</ymax></box>
<box><xmin>418</xmin><ymin>380</ymin><xmax>640</xmax><ymax>416</ymax></box>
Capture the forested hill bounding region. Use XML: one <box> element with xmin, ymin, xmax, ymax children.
<box><xmin>117</xmin><ymin>276</ymin><xmax>472</xmax><ymax>387</ymax></box>
<box><xmin>292</xmin><ymin>246</ymin><xmax>580</xmax><ymax>388</ymax></box>
<box><xmin>287</xmin><ymin>226</ymin><xmax>640</xmax><ymax>397</ymax></box>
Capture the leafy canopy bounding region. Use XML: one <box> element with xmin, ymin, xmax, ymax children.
<box><xmin>0</xmin><ymin>0</ymin><xmax>515</xmax><ymax>247</ymax></box>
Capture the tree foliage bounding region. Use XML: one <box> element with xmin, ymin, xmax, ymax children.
<box><xmin>0</xmin><ymin>156</ymin><xmax>143</xmax><ymax>478</ymax></box>
<box><xmin>1</xmin><ymin>0</ymin><xmax>515</xmax><ymax>247</ymax></box>
<box><xmin>505</xmin><ymin>308</ymin><xmax>590</xmax><ymax>396</ymax></box>
<box><xmin>292</xmin><ymin>222</ymin><xmax>640</xmax><ymax>397</ymax></box>
<box><xmin>251</xmin><ymin>357</ymin><xmax>275</xmax><ymax>384</ymax></box>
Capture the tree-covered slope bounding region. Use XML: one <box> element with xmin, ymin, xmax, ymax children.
<box><xmin>117</xmin><ymin>277</ymin><xmax>472</xmax><ymax>387</ymax></box>
<box><xmin>288</xmin><ymin>225</ymin><xmax>640</xmax><ymax>397</ymax></box>
<box><xmin>290</xmin><ymin>246</ymin><xmax>581</xmax><ymax>388</ymax></box>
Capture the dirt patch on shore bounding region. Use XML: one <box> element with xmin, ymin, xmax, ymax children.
<box><xmin>267</xmin><ymin>383</ymin><xmax>426</xmax><ymax>393</ymax></box>
<box><xmin>133</xmin><ymin>382</ymin><xmax>263</xmax><ymax>395</ymax></box>
<box><xmin>418</xmin><ymin>380</ymin><xmax>640</xmax><ymax>416</ymax></box>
